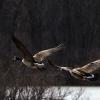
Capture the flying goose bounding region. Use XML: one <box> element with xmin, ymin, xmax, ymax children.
<box><xmin>48</xmin><ymin>60</ymin><xmax>100</xmax><ymax>81</ymax></box>
<box><xmin>12</xmin><ymin>35</ymin><xmax>65</xmax><ymax>70</ymax></box>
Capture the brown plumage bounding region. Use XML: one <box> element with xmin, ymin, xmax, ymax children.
<box><xmin>33</xmin><ymin>43</ymin><xmax>65</xmax><ymax>62</ymax></box>
<box><xmin>12</xmin><ymin>35</ymin><xmax>65</xmax><ymax>69</ymax></box>
<box><xmin>48</xmin><ymin>60</ymin><xmax>100</xmax><ymax>81</ymax></box>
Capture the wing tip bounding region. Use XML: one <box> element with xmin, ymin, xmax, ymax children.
<box><xmin>57</xmin><ymin>43</ymin><xmax>65</xmax><ymax>49</ymax></box>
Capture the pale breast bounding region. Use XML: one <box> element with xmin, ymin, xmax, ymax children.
<box><xmin>22</xmin><ymin>59</ymin><xmax>32</xmax><ymax>67</ymax></box>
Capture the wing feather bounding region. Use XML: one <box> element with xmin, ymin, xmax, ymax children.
<box><xmin>12</xmin><ymin>35</ymin><xmax>34</xmax><ymax>62</ymax></box>
<box><xmin>76</xmin><ymin>60</ymin><xmax>100</xmax><ymax>73</ymax></box>
<box><xmin>33</xmin><ymin>43</ymin><xmax>65</xmax><ymax>62</ymax></box>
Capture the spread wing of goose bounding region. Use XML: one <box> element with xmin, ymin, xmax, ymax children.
<box><xmin>48</xmin><ymin>60</ymin><xmax>100</xmax><ymax>81</ymax></box>
<box><xmin>33</xmin><ymin>43</ymin><xmax>65</xmax><ymax>62</ymax></box>
<box><xmin>76</xmin><ymin>60</ymin><xmax>100</xmax><ymax>73</ymax></box>
<box><xmin>12</xmin><ymin>35</ymin><xmax>65</xmax><ymax>70</ymax></box>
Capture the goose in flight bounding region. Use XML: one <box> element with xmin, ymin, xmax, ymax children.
<box><xmin>48</xmin><ymin>60</ymin><xmax>100</xmax><ymax>81</ymax></box>
<box><xmin>12</xmin><ymin>35</ymin><xmax>65</xmax><ymax>70</ymax></box>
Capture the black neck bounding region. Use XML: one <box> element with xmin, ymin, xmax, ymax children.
<box><xmin>14</xmin><ymin>56</ymin><xmax>21</xmax><ymax>61</ymax></box>
<box><xmin>16</xmin><ymin>57</ymin><xmax>21</xmax><ymax>61</ymax></box>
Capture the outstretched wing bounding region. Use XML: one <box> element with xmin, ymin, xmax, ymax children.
<box><xmin>33</xmin><ymin>43</ymin><xmax>65</xmax><ymax>62</ymax></box>
<box><xmin>76</xmin><ymin>60</ymin><xmax>100</xmax><ymax>73</ymax></box>
<box><xmin>12</xmin><ymin>35</ymin><xmax>35</xmax><ymax>62</ymax></box>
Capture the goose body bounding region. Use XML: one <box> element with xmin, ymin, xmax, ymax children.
<box><xmin>48</xmin><ymin>60</ymin><xmax>100</xmax><ymax>81</ymax></box>
<box><xmin>22</xmin><ymin>58</ymin><xmax>44</xmax><ymax>69</ymax></box>
<box><xmin>12</xmin><ymin>35</ymin><xmax>64</xmax><ymax>70</ymax></box>
<box><xmin>22</xmin><ymin>58</ymin><xmax>32</xmax><ymax>67</ymax></box>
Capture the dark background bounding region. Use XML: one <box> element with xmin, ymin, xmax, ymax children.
<box><xmin>0</xmin><ymin>0</ymin><xmax>100</xmax><ymax>86</ymax></box>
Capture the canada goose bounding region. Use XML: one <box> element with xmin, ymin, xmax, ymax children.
<box><xmin>48</xmin><ymin>60</ymin><xmax>100</xmax><ymax>81</ymax></box>
<box><xmin>12</xmin><ymin>35</ymin><xmax>65</xmax><ymax>70</ymax></box>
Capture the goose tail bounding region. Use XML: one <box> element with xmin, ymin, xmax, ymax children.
<box><xmin>86</xmin><ymin>73</ymin><xmax>99</xmax><ymax>81</ymax></box>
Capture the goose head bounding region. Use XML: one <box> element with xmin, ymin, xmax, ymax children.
<box><xmin>12</xmin><ymin>56</ymin><xmax>22</xmax><ymax>62</ymax></box>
